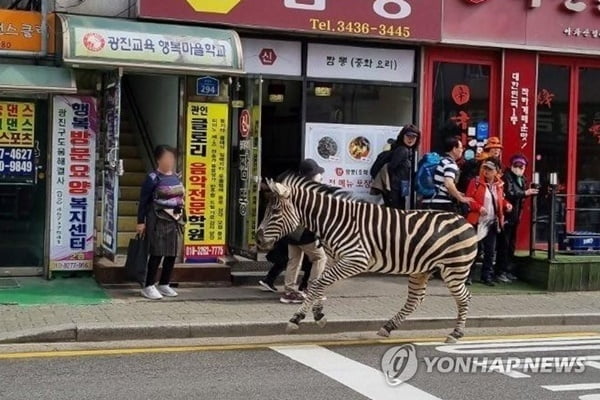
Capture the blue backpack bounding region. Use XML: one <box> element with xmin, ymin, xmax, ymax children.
<box><xmin>416</xmin><ymin>152</ymin><xmax>442</xmax><ymax>198</ymax></box>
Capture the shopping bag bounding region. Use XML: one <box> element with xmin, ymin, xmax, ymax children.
<box><xmin>124</xmin><ymin>235</ymin><xmax>148</xmax><ymax>286</ymax></box>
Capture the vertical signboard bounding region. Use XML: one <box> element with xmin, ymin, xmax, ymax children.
<box><xmin>184</xmin><ymin>102</ymin><xmax>229</xmax><ymax>262</ymax></box>
<box><xmin>501</xmin><ymin>50</ymin><xmax>537</xmax><ymax>251</ymax></box>
<box><xmin>50</xmin><ymin>96</ymin><xmax>98</xmax><ymax>271</ymax></box>
<box><xmin>0</xmin><ymin>101</ymin><xmax>36</xmax><ymax>183</ymax></box>
<box><xmin>101</xmin><ymin>72</ymin><xmax>121</xmax><ymax>260</ymax></box>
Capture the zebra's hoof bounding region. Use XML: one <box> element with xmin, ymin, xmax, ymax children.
<box><xmin>377</xmin><ymin>327</ymin><xmax>390</xmax><ymax>338</ymax></box>
<box><xmin>316</xmin><ymin>317</ymin><xmax>327</xmax><ymax>328</ymax></box>
<box><xmin>286</xmin><ymin>322</ymin><xmax>300</xmax><ymax>334</ymax></box>
<box><xmin>445</xmin><ymin>334</ymin><xmax>459</xmax><ymax>344</ymax></box>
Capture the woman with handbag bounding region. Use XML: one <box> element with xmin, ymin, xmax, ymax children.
<box><xmin>136</xmin><ymin>145</ymin><xmax>185</xmax><ymax>300</ymax></box>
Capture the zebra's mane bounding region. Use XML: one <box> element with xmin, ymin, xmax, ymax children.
<box><xmin>276</xmin><ymin>171</ymin><xmax>366</xmax><ymax>203</ymax></box>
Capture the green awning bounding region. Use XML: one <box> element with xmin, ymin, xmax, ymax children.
<box><xmin>58</xmin><ymin>14</ymin><xmax>243</xmax><ymax>75</ymax></box>
<box><xmin>0</xmin><ymin>64</ymin><xmax>76</xmax><ymax>93</ymax></box>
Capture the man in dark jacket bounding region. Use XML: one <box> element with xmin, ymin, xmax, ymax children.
<box><xmin>496</xmin><ymin>154</ymin><xmax>538</xmax><ymax>282</ymax></box>
<box><xmin>388</xmin><ymin>124</ymin><xmax>420</xmax><ymax>209</ymax></box>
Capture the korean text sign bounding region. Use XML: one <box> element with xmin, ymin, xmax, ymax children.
<box><xmin>0</xmin><ymin>10</ymin><xmax>42</xmax><ymax>52</ymax></box>
<box><xmin>0</xmin><ymin>101</ymin><xmax>36</xmax><ymax>183</ymax></box>
<box><xmin>184</xmin><ymin>102</ymin><xmax>229</xmax><ymax>261</ymax></box>
<box><xmin>139</xmin><ymin>0</ymin><xmax>441</xmax><ymax>42</ymax></box>
<box><xmin>50</xmin><ymin>96</ymin><xmax>98</xmax><ymax>271</ymax></box>
<box><xmin>305</xmin><ymin>123</ymin><xmax>399</xmax><ymax>193</ymax></box>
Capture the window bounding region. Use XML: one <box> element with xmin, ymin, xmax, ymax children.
<box><xmin>305</xmin><ymin>82</ymin><xmax>414</xmax><ymax>125</ymax></box>
<box><xmin>430</xmin><ymin>62</ymin><xmax>491</xmax><ymax>155</ymax></box>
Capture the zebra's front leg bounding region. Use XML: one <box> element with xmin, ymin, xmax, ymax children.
<box><xmin>285</xmin><ymin>259</ymin><xmax>366</xmax><ymax>334</ymax></box>
<box><xmin>378</xmin><ymin>272</ymin><xmax>430</xmax><ymax>338</ymax></box>
<box><xmin>441</xmin><ymin>268</ymin><xmax>472</xmax><ymax>343</ymax></box>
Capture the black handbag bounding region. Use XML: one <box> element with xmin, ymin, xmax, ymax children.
<box><xmin>124</xmin><ymin>235</ymin><xmax>148</xmax><ymax>286</ymax></box>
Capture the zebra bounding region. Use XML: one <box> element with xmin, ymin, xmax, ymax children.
<box><xmin>255</xmin><ymin>173</ymin><xmax>479</xmax><ymax>343</ymax></box>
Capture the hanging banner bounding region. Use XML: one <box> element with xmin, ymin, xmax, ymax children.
<box><xmin>0</xmin><ymin>101</ymin><xmax>36</xmax><ymax>183</ymax></box>
<box><xmin>100</xmin><ymin>72</ymin><xmax>121</xmax><ymax>261</ymax></box>
<box><xmin>184</xmin><ymin>102</ymin><xmax>229</xmax><ymax>262</ymax></box>
<box><xmin>305</xmin><ymin>123</ymin><xmax>399</xmax><ymax>193</ymax></box>
<box><xmin>50</xmin><ymin>96</ymin><xmax>98</xmax><ymax>271</ymax></box>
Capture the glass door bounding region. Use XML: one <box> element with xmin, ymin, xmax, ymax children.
<box><xmin>0</xmin><ymin>99</ymin><xmax>47</xmax><ymax>269</ymax></box>
<box><xmin>228</xmin><ymin>77</ymin><xmax>262</xmax><ymax>259</ymax></box>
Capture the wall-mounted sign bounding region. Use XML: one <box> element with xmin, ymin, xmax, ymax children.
<box><xmin>242</xmin><ymin>38</ymin><xmax>301</xmax><ymax>76</ymax></box>
<box><xmin>0</xmin><ymin>10</ymin><xmax>42</xmax><ymax>53</ymax></box>
<box><xmin>502</xmin><ymin>51</ymin><xmax>537</xmax><ymax>161</ymax></box>
<box><xmin>444</xmin><ymin>0</ymin><xmax>600</xmax><ymax>53</ymax></box>
<box><xmin>59</xmin><ymin>14</ymin><xmax>243</xmax><ymax>73</ymax></box>
<box><xmin>239</xmin><ymin>109</ymin><xmax>251</xmax><ymax>138</ymax></box>
<box><xmin>49</xmin><ymin>96</ymin><xmax>98</xmax><ymax>271</ymax></box>
<box><xmin>139</xmin><ymin>0</ymin><xmax>442</xmax><ymax>42</ymax></box>
<box><xmin>196</xmin><ymin>76</ymin><xmax>220</xmax><ymax>96</ymax></box>
<box><xmin>0</xmin><ymin>101</ymin><xmax>36</xmax><ymax>183</ymax></box>
<box><xmin>184</xmin><ymin>102</ymin><xmax>229</xmax><ymax>262</ymax></box>
<box><xmin>307</xmin><ymin>43</ymin><xmax>415</xmax><ymax>83</ymax></box>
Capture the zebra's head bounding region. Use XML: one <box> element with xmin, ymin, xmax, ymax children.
<box><xmin>255</xmin><ymin>179</ymin><xmax>301</xmax><ymax>251</ymax></box>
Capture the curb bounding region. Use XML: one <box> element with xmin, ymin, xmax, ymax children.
<box><xmin>1</xmin><ymin>313</ymin><xmax>600</xmax><ymax>344</ymax></box>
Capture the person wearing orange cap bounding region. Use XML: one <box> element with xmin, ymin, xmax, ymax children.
<box><xmin>484</xmin><ymin>137</ymin><xmax>503</xmax><ymax>159</ymax></box>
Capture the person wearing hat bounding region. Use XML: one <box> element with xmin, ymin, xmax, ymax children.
<box><xmin>278</xmin><ymin>159</ymin><xmax>328</xmax><ymax>304</ymax></box>
<box><xmin>496</xmin><ymin>154</ymin><xmax>539</xmax><ymax>282</ymax></box>
<box><xmin>388</xmin><ymin>124</ymin><xmax>421</xmax><ymax>209</ymax></box>
<box><xmin>466</xmin><ymin>157</ymin><xmax>513</xmax><ymax>286</ymax></box>
<box><xmin>485</xmin><ymin>137</ymin><xmax>503</xmax><ymax>159</ymax></box>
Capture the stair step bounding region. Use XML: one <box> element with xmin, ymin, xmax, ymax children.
<box><xmin>95</xmin><ymin>200</ymin><xmax>139</xmax><ymax>216</ymax></box>
<box><xmin>96</xmin><ymin>216</ymin><xmax>138</xmax><ymax>232</ymax></box>
<box><xmin>123</xmin><ymin>158</ymin><xmax>145</xmax><ymax>172</ymax></box>
<box><xmin>119</xmin><ymin>133</ymin><xmax>136</xmax><ymax>146</ymax></box>
<box><xmin>120</xmin><ymin>145</ymin><xmax>139</xmax><ymax>158</ymax></box>
<box><xmin>120</xmin><ymin>186</ymin><xmax>141</xmax><ymax>201</ymax></box>
<box><xmin>117</xmin><ymin>231</ymin><xmax>137</xmax><ymax>249</ymax></box>
<box><xmin>120</xmin><ymin>172</ymin><xmax>146</xmax><ymax>186</ymax></box>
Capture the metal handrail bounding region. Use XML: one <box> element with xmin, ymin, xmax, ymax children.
<box><xmin>122</xmin><ymin>79</ymin><xmax>155</xmax><ymax>169</ymax></box>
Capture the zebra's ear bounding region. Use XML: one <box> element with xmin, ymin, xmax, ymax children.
<box><xmin>270</xmin><ymin>182</ymin><xmax>291</xmax><ymax>199</ymax></box>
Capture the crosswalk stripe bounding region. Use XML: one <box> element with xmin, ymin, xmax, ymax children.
<box><xmin>437</xmin><ymin>339</ymin><xmax>600</xmax><ymax>354</ymax></box>
<box><xmin>542</xmin><ymin>383</ymin><xmax>600</xmax><ymax>392</ymax></box>
<box><xmin>271</xmin><ymin>345</ymin><xmax>442</xmax><ymax>400</ymax></box>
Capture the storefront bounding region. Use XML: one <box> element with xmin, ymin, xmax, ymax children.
<box><xmin>0</xmin><ymin>8</ymin><xmax>78</xmax><ymax>276</ymax></box>
<box><xmin>138</xmin><ymin>0</ymin><xmax>442</xmax><ymax>259</ymax></box>
<box><xmin>426</xmin><ymin>0</ymin><xmax>600</xmax><ymax>249</ymax></box>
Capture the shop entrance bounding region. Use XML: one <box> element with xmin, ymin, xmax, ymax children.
<box><xmin>228</xmin><ymin>78</ymin><xmax>303</xmax><ymax>259</ymax></box>
<box><xmin>0</xmin><ymin>99</ymin><xmax>48</xmax><ymax>272</ymax></box>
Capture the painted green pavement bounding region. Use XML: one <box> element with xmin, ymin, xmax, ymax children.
<box><xmin>0</xmin><ymin>276</ymin><xmax>109</xmax><ymax>306</ymax></box>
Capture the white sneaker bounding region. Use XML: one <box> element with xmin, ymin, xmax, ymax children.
<box><xmin>157</xmin><ymin>284</ymin><xmax>178</xmax><ymax>297</ymax></box>
<box><xmin>141</xmin><ymin>285</ymin><xmax>163</xmax><ymax>300</ymax></box>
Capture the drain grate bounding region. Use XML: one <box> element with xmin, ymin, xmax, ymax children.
<box><xmin>0</xmin><ymin>278</ymin><xmax>19</xmax><ymax>289</ymax></box>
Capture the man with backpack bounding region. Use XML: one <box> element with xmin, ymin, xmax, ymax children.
<box><xmin>420</xmin><ymin>136</ymin><xmax>472</xmax><ymax>212</ymax></box>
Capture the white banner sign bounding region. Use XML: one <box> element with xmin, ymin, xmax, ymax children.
<box><xmin>307</xmin><ymin>43</ymin><xmax>415</xmax><ymax>82</ymax></box>
<box><xmin>73</xmin><ymin>27</ymin><xmax>235</xmax><ymax>68</ymax></box>
<box><xmin>50</xmin><ymin>96</ymin><xmax>98</xmax><ymax>271</ymax></box>
<box><xmin>242</xmin><ymin>38</ymin><xmax>302</xmax><ymax>76</ymax></box>
<box><xmin>305</xmin><ymin>123</ymin><xmax>400</xmax><ymax>193</ymax></box>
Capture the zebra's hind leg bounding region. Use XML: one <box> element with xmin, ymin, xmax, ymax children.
<box><xmin>441</xmin><ymin>267</ymin><xmax>472</xmax><ymax>343</ymax></box>
<box><xmin>312</xmin><ymin>300</ymin><xmax>326</xmax><ymax>328</ymax></box>
<box><xmin>377</xmin><ymin>272</ymin><xmax>431</xmax><ymax>338</ymax></box>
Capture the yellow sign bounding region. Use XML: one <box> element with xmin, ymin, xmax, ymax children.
<box><xmin>186</xmin><ymin>0</ymin><xmax>241</xmax><ymax>14</ymax></box>
<box><xmin>0</xmin><ymin>10</ymin><xmax>42</xmax><ymax>52</ymax></box>
<box><xmin>0</xmin><ymin>102</ymin><xmax>35</xmax><ymax>148</ymax></box>
<box><xmin>184</xmin><ymin>102</ymin><xmax>229</xmax><ymax>261</ymax></box>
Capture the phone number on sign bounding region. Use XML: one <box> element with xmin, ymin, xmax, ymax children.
<box><xmin>310</xmin><ymin>18</ymin><xmax>411</xmax><ymax>38</ymax></box>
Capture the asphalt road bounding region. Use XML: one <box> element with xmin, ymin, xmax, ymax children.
<box><xmin>1</xmin><ymin>334</ymin><xmax>600</xmax><ymax>400</ymax></box>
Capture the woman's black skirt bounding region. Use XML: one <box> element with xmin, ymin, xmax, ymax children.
<box><xmin>146</xmin><ymin>208</ymin><xmax>183</xmax><ymax>257</ymax></box>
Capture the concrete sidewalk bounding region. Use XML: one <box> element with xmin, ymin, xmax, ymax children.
<box><xmin>0</xmin><ymin>276</ymin><xmax>599</xmax><ymax>344</ymax></box>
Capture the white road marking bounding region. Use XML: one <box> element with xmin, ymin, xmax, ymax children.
<box><xmin>580</xmin><ymin>395</ymin><xmax>600</xmax><ymax>400</ymax></box>
<box><xmin>586</xmin><ymin>361</ymin><xmax>600</xmax><ymax>370</ymax></box>
<box><xmin>543</xmin><ymin>383</ymin><xmax>600</xmax><ymax>392</ymax></box>
<box><xmin>271</xmin><ymin>345</ymin><xmax>442</xmax><ymax>400</ymax></box>
<box><xmin>437</xmin><ymin>338</ymin><xmax>600</xmax><ymax>354</ymax></box>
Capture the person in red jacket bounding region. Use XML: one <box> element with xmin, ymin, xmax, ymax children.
<box><xmin>466</xmin><ymin>157</ymin><xmax>512</xmax><ymax>286</ymax></box>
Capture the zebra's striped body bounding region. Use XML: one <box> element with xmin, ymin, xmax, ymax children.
<box><xmin>256</xmin><ymin>174</ymin><xmax>478</xmax><ymax>342</ymax></box>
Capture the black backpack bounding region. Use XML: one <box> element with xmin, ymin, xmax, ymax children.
<box><xmin>370</xmin><ymin>150</ymin><xmax>392</xmax><ymax>179</ymax></box>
